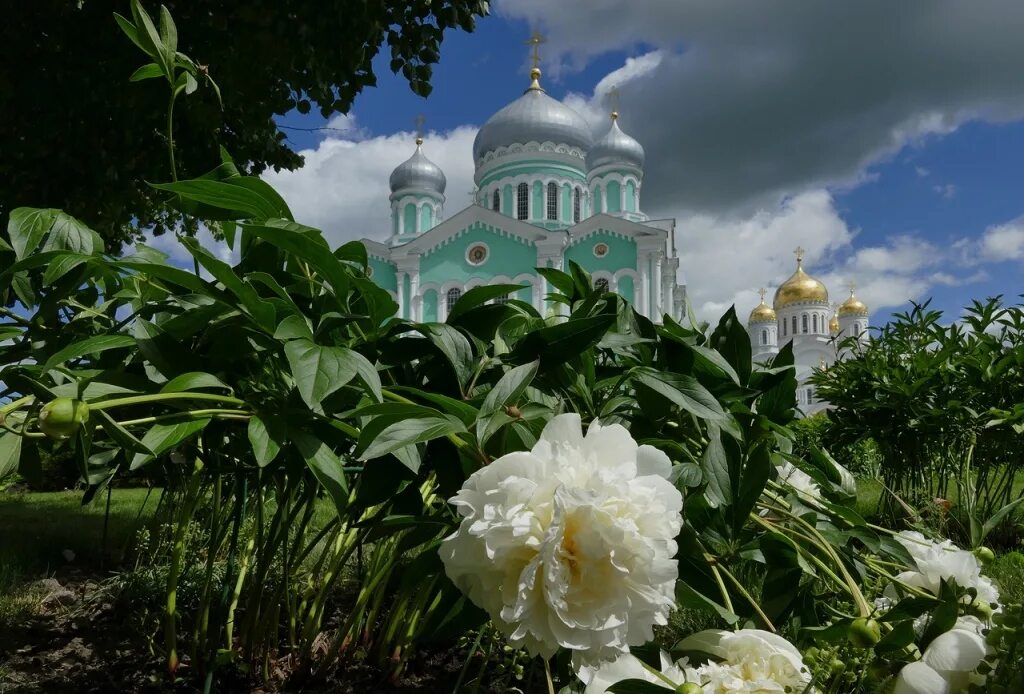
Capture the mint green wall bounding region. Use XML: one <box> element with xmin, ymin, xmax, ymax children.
<box><xmin>606</xmin><ymin>181</ymin><xmax>622</xmax><ymax>213</ymax></box>
<box><xmin>617</xmin><ymin>275</ymin><xmax>634</xmax><ymax>304</ymax></box>
<box><xmin>502</xmin><ymin>184</ymin><xmax>513</xmax><ymax>216</ymax></box>
<box><xmin>422</xmin><ymin>289</ymin><xmax>438</xmax><ymax>322</ymax></box>
<box><xmin>403</xmin><ymin>203</ymin><xmax>416</xmax><ymax>235</ymax></box>
<box><xmin>594</xmin><ymin>188</ymin><xmax>603</xmax><ymax>214</ymax></box>
<box><xmin>419</xmin><ymin>223</ymin><xmax>537</xmax><ymax>286</ymax></box>
<box><xmin>419</xmin><ymin>205</ymin><xmax>432</xmax><ymax>232</ymax></box>
<box><xmin>532</xmin><ymin>181</ymin><xmax>543</xmax><ymax>218</ymax></box>
<box><xmin>367</xmin><ymin>256</ymin><xmax>398</xmax><ymax>292</ymax></box>
<box><xmin>565</xmin><ymin>231</ymin><xmax>637</xmax><ymax>273</ymax></box>
<box><xmin>561</xmin><ymin>184</ymin><xmax>571</xmax><ymax>223</ymax></box>
<box><xmin>391</xmin><ymin>210</ymin><xmax>399</xmax><ymax>236</ymax></box>
<box><xmin>478</xmin><ymin>160</ymin><xmax>586</xmax><ymax>187</ymax></box>
<box><xmin>517</xmin><ymin>282</ymin><xmax>532</xmax><ymax>303</ymax></box>
<box><xmin>626</xmin><ymin>180</ymin><xmax>636</xmax><ymax>212</ymax></box>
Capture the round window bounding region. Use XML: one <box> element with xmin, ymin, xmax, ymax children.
<box><xmin>466</xmin><ymin>244</ymin><xmax>488</xmax><ymax>265</ymax></box>
<box><xmin>593</xmin><ymin>242</ymin><xmax>609</xmax><ymax>258</ymax></box>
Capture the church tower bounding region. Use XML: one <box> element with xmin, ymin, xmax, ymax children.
<box><xmin>587</xmin><ymin>103</ymin><xmax>646</xmax><ymax>222</ymax></box>
<box><xmin>748</xmin><ymin>288</ymin><xmax>778</xmax><ymax>360</ymax></box>
<box><xmin>388</xmin><ymin>129</ymin><xmax>446</xmax><ymax>245</ymax></box>
<box><xmin>837</xmin><ymin>285</ymin><xmax>870</xmax><ymax>346</ymax></box>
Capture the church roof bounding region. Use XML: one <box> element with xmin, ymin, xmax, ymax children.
<box><xmin>472</xmin><ymin>69</ymin><xmax>593</xmax><ymax>162</ymax></box>
<box><xmin>389</xmin><ymin>139</ymin><xmax>446</xmax><ymax>196</ymax></box>
<box><xmin>588</xmin><ymin>115</ymin><xmax>644</xmax><ymax>171</ymax></box>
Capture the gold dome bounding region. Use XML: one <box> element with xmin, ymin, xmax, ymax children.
<box><xmin>838</xmin><ymin>287</ymin><xmax>868</xmax><ymax>317</ymax></box>
<box><xmin>829</xmin><ymin>313</ymin><xmax>840</xmax><ymax>334</ymax></box>
<box><xmin>748</xmin><ymin>288</ymin><xmax>776</xmax><ymax>322</ymax></box>
<box><xmin>773</xmin><ymin>247</ymin><xmax>828</xmax><ymax>309</ymax></box>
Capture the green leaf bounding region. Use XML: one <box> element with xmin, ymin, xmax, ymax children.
<box><xmin>675</xmin><ymin>577</ymin><xmax>739</xmax><ymax>624</ymax></box>
<box><xmin>476</xmin><ymin>360</ymin><xmax>539</xmax><ymax>443</ymax></box>
<box><xmin>150</xmin><ymin>179</ymin><xmax>288</xmax><ymax>220</ymax></box>
<box><xmin>130</xmin><ymin>418</ymin><xmax>210</xmax><ymax>470</ymax></box>
<box><xmin>242</xmin><ymin>222</ymin><xmax>351</xmax><ymax>297</ymax></box>
<box><xmin>446</xmin><ymin>284</ymin><xmax>525</xmax><ymax>323</ymax></box>
<box><xmin>42</xmin><ymin>212</ymin><xmax>103</xmax><ymax>255</ymax></box>
<box><xmin>633</xmin><ymin>368</ymin><xmax>729</xmax><ymax>422</ymax></box>
<box><xmin>709</xmin><ymin>306</ymin><xmax>753</xmax><ymax>385</ymax></box>
<box><xmin>284</xmin><ymin>339</ymin><xmax>359</xmax><ymax>411</ymax></box>
<box><xmin>41</xmin><ymin>253</ymin><xmax>91</xmax><ymax>286</ymax></box>
<box><xmin>43</xmin><ymin>334</ymin><xmax>136</xmax><ymax>371</ymax></box>
<box><xmin>274</xmin><ymin>315</ymin><xmax>314</xmax><ymax>341</ymax></box>
<box><xmin>94</xmin><ymin>410</ymin><xmax>153</xmax><ymax>455</ymax></box>
<box><xmin>0</xmin><ymin>432</ymin><xmax>23</xmax><ymax>480</ymax></box>
<box><xmin>981</xmin><ymin>495</ymin><xmax>1024</xmax><ymax>542</ymax></box>
<box><xmin>536</xmin><ymin>266</ymin><xmax>575</xmax><ymax>297</ymax></box>
<box><xmin>248</xmin><ymin>416</ymin><xmax>282</xmax><ymax>467</ymax></box>
<box><xmin>512</xmin><ymin>312</ymin><xmax>617</xmax><ymax>368</ymax></box>
<box><xmin>359</xmin><ymin>415</ymin><xmax>466</xmax><ymax>466</ymax></box>
<box><xmin>129</xmin><ymin>63</ymin><xmax>164</xmax><ymax>81</ymax></box>
<box><xmin>182</xmin><ymin>237</ymin><xmax>275</xmax><ymax>331</ymax></box>
<box><xmin>158</xmin><ymin>5</ymin><xmax>178</xmax><ymax>55</ymax></box>
<box><xmin>115</xmin><ymin>260</ymin><xmax>211</xmax><ymax>294</ymax></box>
<box><xmin>876</xmin><ymin>620</ymin><xmax>917</xmax><ymax>655</ymax></box>
<box><xmin>114</xmin><ymin>13</ymin><xmax>145</xmax><ymax>53</ymax></box>
<box><xmin>701</xmin><ymin>426</ymin><xmax>732</xmax><ymax>508</ymax></box>
<box><xmin>421</xmin><ymin>324</ymin><xmax>475</xmax><ymax>393</ymax></box>
<box><xmin>130</xmin><ymin>0</ymin><xmax>170</xmax><ymax>77</ymax></box>
<box><xmin>294</xmin><ymin>432</ymin><xmax>347</xmax><ymax>515</ymax></box>
<box><xmin>160</xmin><ymin>372</ymin><xmax>231</xmax><ymax>393</ymax></box>
<box><xmin>7</xmin><ymin>208</ymin><xmax>56</xmax><ymax>259</ymax></box>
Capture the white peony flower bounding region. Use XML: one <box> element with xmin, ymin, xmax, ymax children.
<box><xmin>439</xmin><ymin>413</ymin><xmax>684</xmax><ymax>665</ymax></box>
<box><xmin>678</xmin><ymin>628</ymin><xmax>813</xmax><ymax>693</ymax></box>
<box><xmin>891</xmin><ymin>531</ymin><xmax>1000</xmax><ymax>610</ymax></box>
<box><xmin>892</xmin><ymin>617</ymin><xmax>990</xmax><ymax>694</ymax></box>
<box><xmin>774</xmin><ymin>462</ymin><xmax>821</xmax><ymax>501</ymax></box>
<box><xmin>578</xmin><ymin>650</ymin><xmax>697</xmax><ymax>693</ymax></box>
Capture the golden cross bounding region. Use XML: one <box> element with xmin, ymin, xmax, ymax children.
<box><xmin>525</xmin><ymin>31</ymin><xmax>546</xmax><ymax>70</ymax></box>
<box><xmin>848</xmin><ymin>280</ymin><xmax>857</xmax><ymax>295</ymax></box>
<box><xmin>758</xmin><ymin>287</ymin><xmax>767</xmax><ymax>302</ymax></box>
<box><xmin>793</xmin><ymin>246</ymin><xmax>805</xmax><ymax>263</ymax></box>
<box><xmin>414</xmin><ymin>114</ymin><xmax>425</xmax><ymax>143</ymax></box>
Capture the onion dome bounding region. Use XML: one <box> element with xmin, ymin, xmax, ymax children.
<box><xmin>749</xmin><ymin>289</ymin><xmax>776</xmax><ymax>323</ymax></box>
<box><xmin>774</xmin><ymin>251</ymin><xmax>828</xmax><ymax>309</ymax></box>
<box><xmin>389</xmin><ymin>138</ymin><xmax>446</xmax><ymax>195</ymax></box>
<box><xmin>829</xmin><ymin>313</ymin><xmax>840</xmax><ymax>334</ymax></box>
<box><xmin>472</xmin><ymin>68</ymin><xmax>593</xmax><ymax>162</ymax></box>
<box><xmin>588</xmin><ymin>113</ymin><xmax>644</xmax><ymax>171</ymax></box>
<box><xmin>838</xmin><ymin>288</ymin><xmax>869</xmax><ymax>317</ymax></box>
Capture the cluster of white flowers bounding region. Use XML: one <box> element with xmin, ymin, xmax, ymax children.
<box><xmin>774</xmin><ymin>461</ymin><xmax>821</xmax><ymax>502</ymax></box>
<box><xmin>887</xmin><ymin>531</ymin><xmax>1000</xmax><ymax>609</ymax></box>
<box><xmin>579</xmin><ymin>630</ymin><xmax>812</xmax><ymax>694</ymax></box>
<box><xmin>892</xmin><ymin>616</ymin><xmax>989</xmax><ymax>694</ymax></box>
<box><xmin>439</xmin><ymin>414</ymin><xmax>684</xmax><ymax>666</ymax></box>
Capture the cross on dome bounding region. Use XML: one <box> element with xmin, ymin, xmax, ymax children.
<box><xmin>525</xmin><ymin>31</ymin><xmax>546</xmax><ymax>70</ymax></box>
<box><xmin>414</xmin><ymin>114</ymin><xmax>425</xmax><ymax>145</ymax></box>
<box><xmin>848</xmin><ymin>281</ymin><xmax>857</xmax><ymax>295</ymax></box>
<box><xmin>758</xmin><ymin>287</ymin><xmax>767</xmax><ymax>302</ymax></box>
<box><xmin>607</xmin><ymin>85</ymin><xmax>621</xmax><ymax>120</ymax></box>
<box><xmin>793</xmin><ymin>246</ymin><xmax>805</xmax><ymax>264</ymax></box>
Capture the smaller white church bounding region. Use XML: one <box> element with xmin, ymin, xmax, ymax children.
<box><xmin>746</xmin><ymin>248</ymin><xmax>870</xmax><ymax>414</ymax></box>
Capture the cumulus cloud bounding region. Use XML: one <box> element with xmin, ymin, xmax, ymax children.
<box><xmin>497</xmin><ymin>0</ymin><xmax>1024</xmax><ymax>215</ymax></box>
<box><xmin>978</xmin><ymin>218</ymin><xmax>1024</xmax><ymax>262</ymax></box>
<box><xmin>263</xmin><ymin>126</ymin><xmax>479</xmax><ymax>246</ymax></box>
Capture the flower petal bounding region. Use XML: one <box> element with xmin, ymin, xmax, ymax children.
<box><xmin>892</xmin><ymin>661</ymin><xmax>951</xmax><ymax>694</ymax></box>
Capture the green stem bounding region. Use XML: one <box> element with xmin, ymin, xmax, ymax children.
<box><xmin>90</xmin><ymin>392</ymin><xmax>246</xmax><ymax>411</ymax></box>
<box><xmin>543</xmin><ymin>658</ymin><xmax>555</xmax><ymax>694</ymax></box>
<box><xmin>717</xmin><ymin>563</ymin><xmax>777</xmax><ymax>632</ymax></box>
<box><xmin>116</xmin><ymin>408</ymin><xmax>250</xmax><ymax>427</ymax></box>
<box><xmin>166</xmin><ymin>459</ymin><xmax>204</xmax><ymax>677</ymax></box>
<box><xmin>167</xmin><ymin>88</ymin><xmax>180</xmax><ymax>182</ymax></box>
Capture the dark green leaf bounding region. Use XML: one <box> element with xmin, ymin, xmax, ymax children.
<box><xmin>160</xmin><ymin>372</ymin><xmax>231</xmax><ymax>393</ymax></box>
<box><xmin>359</xmin><ymin>415</ymin><xmax>466</xmax><ymax>466</ymax></box>
<box><xmin>248</xmin><ymin>416</ymin><xmax>283</xmax><ymax>467</ymax></box>
<box><xmin>421</xmin><ymin>324</ymin><xmax>475</xmax><ymax>392</ymax></box>
<box><xmin>95</xmin><ymin>410</ymin><xmax>153</xmax><ymax>455</ymax></box>
<box><xmin>130</xmin><ymin>418</ymin><xmax>210</xmax><ymax>470</ymax></box>
<box><xmin>284</xmin><ymin>339</ymin><xmax>359</xmax><ymax>411</ymax></box>
<box><xmin>633</xmin><ymin>368</ymin><xmax>729</xmax><ymax>422</ymax></box>
<box><xmin>476</xmin><ymin>360</ymin><xmax>539</xmax><ymax>443</ymax></box>
<box><xmin>129</xmin><ymin>63</ymin><xmax>164</xmax><ymax>81</ymax></box>
<box><xmin>294</xmin><ymin>431</ymin><xmax>347</xmax><ymax>515</ymax></box>
<box><xmin>608</xmin><ymin>680</ymin><xmax>677</xmax><ymax>694</ymax></box>
<box><xmin>0</xmin><ymin>432</ymin><xmax>22</xmax><ymax>480</ymax></box>
<box><xmin>43</xmin><ymin>334</ymin><xmax>135</xmax><ymax>371</ymax></box>
<box><xmin>447</xmin><ymin>284</ymin><xmax>525</xmax><ymax>322</ymax></box>
<box><xmin>7</xmin><ymin>207</ymin><xmax>57</xmax><ymax>259</ymax></box>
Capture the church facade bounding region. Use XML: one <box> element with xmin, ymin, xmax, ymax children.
<box><xmin>746</xmin><ymin>250</ymin><xmax>870</xmax><ymax>415</ymax></box>
<box><xmin>361</xmin><ymin>66</ymin><xmax>685</xmax><ymax>323</ymax></box>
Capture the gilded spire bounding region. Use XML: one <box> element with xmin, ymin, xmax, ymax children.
<box><xmin>525</xmin><ymin>32</ymin><xmax>546</xmax><ymax>91</ymax></box>
<box><xmin>793</xmin><ymin>245</ymin><xmax>805</xmax><ymax>266</ymax></box>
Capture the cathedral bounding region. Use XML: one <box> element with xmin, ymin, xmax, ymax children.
<box><xmin>746</xmin><ymin>249</ymin><xmax>870</xmax><ymax>415</ymax></box>
<box><xmin>360</xmin><ymin>64</ymin><xmax>685</xmax><ymax>323</ymax></box>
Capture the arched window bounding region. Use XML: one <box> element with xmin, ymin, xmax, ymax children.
<box><xmin>812</xmin><ymin>314</ymin><xmax>818</xmax><ymax>333</ymax></box>
<box><xmin>792</xmin><ymin>316</ymin><xmax>797</xmax><ymax>334</ymax></box>
<box><xmin>806</xmin><ymin>387</ymin><xmax>814</xmax><ymax>404</ymax></box>
<box><xmin>761</xmin><ymin>329</ymin><xmax>768</xmax><ymax>345</ymax></box>
<box><xmin>594</xmin><ymin>277</ymin><xmax>610</xmax><ymax>293</ymax></box>
<box><xmin>516</xmin><ymin>182</ymin><xmax>529</xmax><ymax>220</ymax></box>
<box><xmin>492</xmin><ymin>189</ymin><xmax>500</xmax><ymax>212</ymax></box>
<box><xmin>493</xmin><ymin>293</ymin><xmax>511</xmax><ymax>305</ymax></box>
<box><xmin>446</xmin><ymin>287</ymin><xmax>462</xmax><ymax>314</ymax></box>
<box><xmin>573</xmin><ymin>188</ymin><xmax>581</xmax><ymax>223</ymax></box>
<box><xmin>546</xmin><ymin>182</ymin><xmax>558</xmax><ymax>220</ymax></box>
<box><xmin>801</xmin><ymin>314</ymin><xmax>808</xmax><ymax>333</ymax></box>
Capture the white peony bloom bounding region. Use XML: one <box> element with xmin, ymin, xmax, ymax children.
<box><xmin>892</xmin><ymin>531</ymin><xmax>1000</xmax><ymax>610</ymax></box>
<box><xmin>678</xmin><ymin>628</ymin><xmax>813</xmax><ymax>693</ymax></box>
<box><xmin>439</xmin><ymin>413</ymin><xmax>684</xmax><ymax>665</ymax></box>
<box><xmin>892</xmin><ymin>617</ymin><xmax>989</xmax><ymax>694</ymax></box>
<box><xmin>774</xmin><ymin>461</ymin><xmax>821</xmax><ymax>501</ymax></box>
<box><xmin>578</xmin><ymin>650</ymin><xmax>697</xmax><ymax>693</ymax></box>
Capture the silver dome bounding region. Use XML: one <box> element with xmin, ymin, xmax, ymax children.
<box><xmin>472</xmin><ymin>73</ymin><xmax>593</xmax><ymax>162</ymax></box>
<box><xmin>587</xmin><ymin>117</ymin><xmax>644</xmax><ymax>171</ymax></box>
<box><xmin>389</xmin><ymin>141</ymin><xmax>446</xmax><ymax>195</ymax></box>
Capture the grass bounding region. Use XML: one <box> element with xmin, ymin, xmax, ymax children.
<box><xmin>0</xmin><ymin>487</ymin><xmax>157</xmax><ymax>626</ymax></box>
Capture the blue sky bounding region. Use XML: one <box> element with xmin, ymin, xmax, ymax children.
<box><xmin>262</xmin><ymin>1</ymin><xmax>1024</xmax><ymax>326</ymax></box>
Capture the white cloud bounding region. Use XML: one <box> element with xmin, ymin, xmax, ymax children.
<box><xmin>263</xmin><ymin>126</ymin><xmax>479</xmax><ymax>246</ymax></box>
<box><xmin>978</xmin><ymin>218</ymin><xmax>1024</xmax><ymax>261</ymax></box>
<box><xmin>916</xmin><ymin>166</ymin><xmax>931</xmax><ymax>177</ymax></box>
<box><xmin>933</xmin><ymin>183</ymin><xmax>957</xmax><ymax>199</ymax></box>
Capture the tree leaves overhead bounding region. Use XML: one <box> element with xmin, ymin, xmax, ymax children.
<box><xmin>0</xmin><ymin>0</ymin><xmax>490</xmax><ymax>251</ymax></box>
